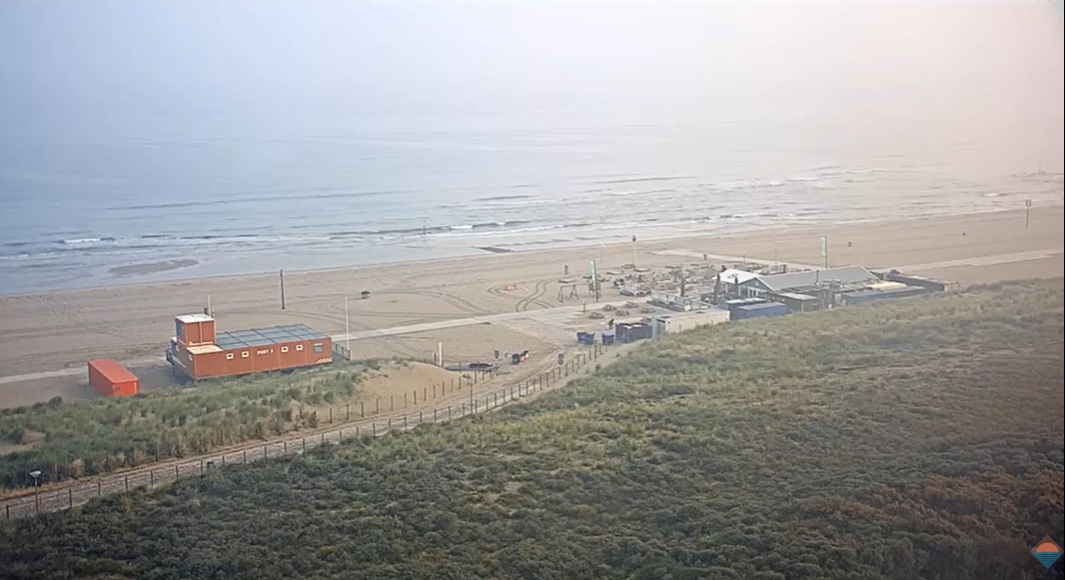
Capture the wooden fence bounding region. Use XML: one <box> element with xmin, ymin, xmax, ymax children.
<box><xmin>2</xmin><ymin>344</ymin><xmax>608</xmax><ymax>522</ymax></box>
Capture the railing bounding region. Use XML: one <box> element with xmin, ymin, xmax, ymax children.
<box><xmin>2</xmin><ymin>343</ymin><xmax>611</xmax><ymax>522</ymax></box>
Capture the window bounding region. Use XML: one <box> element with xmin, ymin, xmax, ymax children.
<box><xmin>313</xmin><ymin>343</ymin><xmax>324</xmax><ymax>353</ymax></box>
<box><xmin>241</xmin><ymin>351</ymin><xmax>249</xmax><ymax>358</ymax></box>
<box><xmin>296</xmin><ymin>344</ymin><xmax>304</xmax><ymax>351</ymax></box>
<box><xmin>226</xmin><ymin>353</ymin><xmax>234</xmax><ymax>360</ymax></box>
<box><xmin>281</xmin><ymin>346</ymin><xmax>289</xmax><ymax>353</ymax></box>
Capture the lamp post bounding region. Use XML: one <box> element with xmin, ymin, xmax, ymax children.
<box><xmin>29</xmin><ymin>470</ymin><xmax>42</xmax><ymax>512</ymax></box>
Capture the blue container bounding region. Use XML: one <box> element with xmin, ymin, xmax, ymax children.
<box><xmin>733</xmin><ymin>302</ymin><xmax>788</xmax><ymax>320</ymax></box>
<box><xmin>601</xmin><ymin>331</ymin><xmax>616</xmax><ymax>345</ymax></box>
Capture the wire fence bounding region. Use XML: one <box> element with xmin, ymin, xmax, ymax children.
<box><xmin>2</xmin><ymin>343</ymin><xmax>611</xmax><ymax>522</ymax></box>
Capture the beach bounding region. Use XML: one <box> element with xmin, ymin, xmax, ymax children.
<box><xmin>0</xmin><ymin>204</ymin><xmax>1061</xmax><ymax>409</ymax></box>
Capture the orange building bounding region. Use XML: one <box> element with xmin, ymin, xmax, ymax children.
<box><xmin>166</xmin><ymin>314</ymin><xmax>332</xmax><ymax>381</ymax></box>
<box><xmin>87</xmin><ymin>359</ymin><xmax>141</xmax><ymax>397</ymax></box>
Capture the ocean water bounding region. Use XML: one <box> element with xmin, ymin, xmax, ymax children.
<box><xmin>1</xmin><ymin>111</ymin><xmax>1062</xmax><ymax>295</ymax></box>
<box><xmin>1</xmin><ymin>3</ymin><xmax>1062</xmax><ymax>295</ymax></box>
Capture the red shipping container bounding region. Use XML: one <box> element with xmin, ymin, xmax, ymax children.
<box><xmin>87</xmin><ymin>359</ymin><xmax>140</xmax><ymax>398</ymax></box>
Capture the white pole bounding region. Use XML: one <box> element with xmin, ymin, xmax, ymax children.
<box><xmin>345</xmin><ymin>296</ymin><xmax>350</xmax><ymax>353</ymax></box>
<box><xmin>438</xmin><ymin>342</ymin><xmax>443</xmax><ymax>367</ymax></box>
<box><xmin>207</xmin><ymin>294</ymin><xmax>212</xmax><ymax>317</ymax></box>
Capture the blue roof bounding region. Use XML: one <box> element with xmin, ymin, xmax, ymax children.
<box><xmin>214</xmin><ymin>324</ymin><xmax>328</xmax><ymax>350</ymax></box>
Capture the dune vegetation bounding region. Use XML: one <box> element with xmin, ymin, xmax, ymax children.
<box><xmin>0</xmin><ymin>279</ymin><xmax>1062</xmax><ymax>580</ymax></box>
<box><xmin>0</xmin><ymin>360</ymin><xmax>396</xmax><ymax>489</ymax></box>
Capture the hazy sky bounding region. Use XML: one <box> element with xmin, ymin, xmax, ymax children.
<box><xmin>1</xmin><ymin>2</ymin><xmax>1063</xmax><ymax>129</ymax></box>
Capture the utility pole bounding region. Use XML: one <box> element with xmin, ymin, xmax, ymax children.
<box><xmin>1025</xmin><ymin>199</ymin><xmax>1032</xmax><ymax>229</ymax></box>
<box><xmin>820</xmin><ymin>236</ymin><xmax>828</xmax><ymax>269</ymax></box>
<box><xmin>344</xmin><ymin>296</ymin><xmax>351</xmax><ymax>354</ymax></box>
<box><xmin>279</xmin><ymin>269</ymin><xmax>286</xmax><ymax>310</ymax></box>
<box><xmin>631</xmin><ymin>235</ymin><xmax>637</xmax><ymax>268</ymax></box>
<box><xmin>589</xmin><ymin>260</ymin><xmax>601</xmax><ymax>302</ymax></box>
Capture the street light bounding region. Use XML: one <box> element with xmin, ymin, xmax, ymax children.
<box><xmin>28</xmin><ymin>470</ymin><xmax>42</xmax><ymax>512</ymax></box>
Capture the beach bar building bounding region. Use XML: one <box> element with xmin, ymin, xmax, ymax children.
<box><xmin>167</xmin><ymin>314</ymin><xmax>332</xmax><ymax>381</ymax></box>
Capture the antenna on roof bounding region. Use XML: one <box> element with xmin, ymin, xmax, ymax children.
<box><xmin>206</xmin><ymin>294</ymin><xmax>212</xmax><ymax>317</ymax></box>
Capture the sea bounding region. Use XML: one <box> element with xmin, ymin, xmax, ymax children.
<box><xmin>1</xmin><ymin>4</ymin><xmax>1062</xmax><ymax>295</ymax></box>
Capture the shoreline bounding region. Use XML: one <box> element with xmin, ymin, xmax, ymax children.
<box><xmin>3</xmin><ymin>203</ymin><xmax>1060</xmax><ymax>300</ymax></box>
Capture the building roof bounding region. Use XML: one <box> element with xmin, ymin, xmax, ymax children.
<box><xmin>719</xmin><ymin>268</ymin><xmax>761</xmax><ymax>284</ymax></box>
<box><xmin>214</xmin><ymin>324</ymin><xmax>329</xmax><ymax>351</ymax></box>
<box><xmin>754</xmin><ymin>266</ymin><xmax>877</xmax><ymax>292</ymax></box>
<box><xmin>771</xmin><ymin>291</ymin><xmax>818</xmax><ymax>301</ymax></box>
<box><xmin>736</xmin><ymin>301</ymin><xmax>788</xmax><ymax>311</ymax></box>
<box><xmin>187</xmin><ymin>344</ymin><xmax>222</xmax><ymax>355</ymax></box>
<box><xmin>176</xmin><ymin>313</ymin><xmax>214</xmax><ymax>324</ymax></box>
<box><xmin>656</xmin><ymin>308</ymin><xmax>730</xmax><ymax>320</ymax></box>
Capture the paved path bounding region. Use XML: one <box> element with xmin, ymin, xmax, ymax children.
<box><xmin>890</xmin><ymin>248</ymin><xmax>1064</xmax><ymax>273</ymax></box>
<box><xmin>0</xmin><ymin>300</ymin><xmax>634</xmax><ymax>385</ymax></box>
<box><xmin>648</xmin><ymin>250</ymin><xmax>821</xmax><ymax>271</ymax></box>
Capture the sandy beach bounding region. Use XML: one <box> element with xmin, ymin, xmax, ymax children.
<box><xmin>0</xmin><ymin>204</ymin><xmax>1061</xmax><ymax>409</ymax></box>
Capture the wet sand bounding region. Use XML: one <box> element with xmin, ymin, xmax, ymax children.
<box><xmin>108</xmin><ymin>259</ymin><xmax>198</xmax><ymax>278</ymax></box>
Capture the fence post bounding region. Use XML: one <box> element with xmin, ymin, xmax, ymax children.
<box><xmin>451</xmin><ymin>378</ymin><xmax>455</xmax><ymax>391</ymax></box>
<box><xmin>376</xmin><ymin>398</ymin><xmax>380</xmax><ymax>414</ymax></box>
<box><xmin>243</xmin><ymin>450</ymin><xmax>248</xmax><ymax>464</ymax></box>
<box><xmin>388</xmin><ymin>418</ymin><xmax>392</xmax><ymax>431</ymax></box>
<box><xmin>6</xmin><ymin>504</ymin><xmax>9</xmax><ymax>520</ymax></box>
<box><xmin>329</xmin><ymin>407</ymin><xmax>333</xmax><ymax>423</ymax></box>
<box><xmin>68</xmin><ymin>488</ymin><xmax>73</xmax><ymax>508</ymax></box>
<box><xmin>284</xmin><ymin>440</ymin><xmax>288</xmax><ymax>453</ymax></box>
<box><xmin>419</xmin><ymin>410</ymin><xmax>423</xmax><ymax>423</ymax></box>
<box><xmin>321</xmin><ymin>432</ymin><xmax>325</xmax><ymax>444</ymax></box>
<box><xmin>150</xmin><ymin>470</ymin><xmax>154</xmax><ymax>486</ymax></box>
<box><xmin>125</xmin><ymin>475</ymin><xmax>130</xmax><ymax>491</ymax></box>
<box><xmin>222</xmin><ymin>455</ymin><xmax>226</xmax><ymax>466</ymax></box>
<box><xmin>303</xmin><ymin>438</ymin><xmax>306</xmax><ymax>452</ymax></box>
<box><xmin>174</xmin><ymin>464</ymin><xmax>179</xmax><ymax>478</ymax></box>
<box><xmin>403</xmin><ymin>415</ymin><xmax>407</xmax><ymax>430</ymax></box>
<box><xmin>404</xmin><ymin>392</ymin><xmax>408</xmax><ymax>408</ymax></box>
<box><xmin>356</xmin><ymin>425</ymin><xmax>360</xmax><ymax>437</ymax></box>
<box><xmin>98</xmin><ymin>481</ymin><xmax>102</xmax><ymax>496</ymax></box>
<box><xmin>361</xmin><ymin>401</ymin><xmax>365</xmax><ymax>417</ymax></box>
<box><xmin>199</xmin><ymin>460</ymin><xmax>203</xmax><ymax>475</ymax></box>
<box><xmin>448</xmin><ymin>406</ymin><xmax>452</xmax><ymax>419</ymax></box>
<box><xmin>434</xmin><ymin>408</ymin><xmax>437</xmax><ymax>422</ymax></box>
<box><xmin>263</xmin><ymin>444</ymin><xmax>268</xmax><ymax>458</ymax></box>
<box><xmin>372</xmin><ymin>422</ymin><xmax>376</xmax><ymax>436</ymax></box>
<box><xmin>339</xmin><ymin>428</ymin><xmax>343</xmax><ymax>439</ymax></box>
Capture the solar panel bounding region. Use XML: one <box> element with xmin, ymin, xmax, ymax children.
<box><xmin>212</xmin><ymin>324</ymin><xmax>328</xmax><ymax>351</ymax></box>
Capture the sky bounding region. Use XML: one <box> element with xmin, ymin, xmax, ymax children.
<box><xmin>0</xmin><ymin>1</ymin><xmax>1062</xmax><ymax>137</ymax></box>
